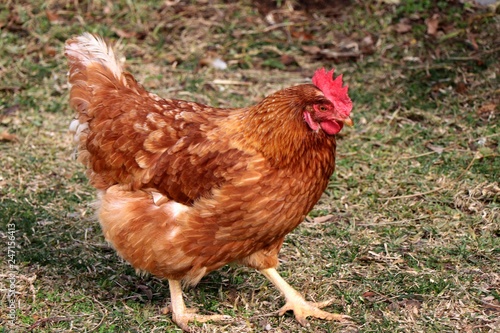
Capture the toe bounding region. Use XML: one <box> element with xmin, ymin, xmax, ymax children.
<box><xmin>317</xmin><ymin>309</ymin><xmax>351</xmax><ymax>322</ymax></box>
<box><xmin>172</xmin><ymin>315</ymin><xmax>192</xmax><ymax>333</ymax></box>
<box><xmin>277</xmin><ymin>303</ymin><xmax>293</xmax><ymax>316</ymax></box>
<box><xmin>312</xmin><ymin>299</ymin><xmax>335</xmax><ymax>309</ymax></box>
<box><xmin>295</xmin><ymin>314</ymin><xmax>310</xmax><ymax>327</ymax></box>
<box><xmin>278</xmin><ymin>300</ymin><xmax>350</xmax><ymax>325</ymax></box>
<box><xmin>169</xmin><ymin>308</ymin><xmax>232</xmax><ymax>332</ymax></box>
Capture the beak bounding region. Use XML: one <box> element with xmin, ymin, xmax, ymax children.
<box><xmin>342</xmin><ymin>117</ymin><xmax>354</xmax><ymax>127</ymax></box>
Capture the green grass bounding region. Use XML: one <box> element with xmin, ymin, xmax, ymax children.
<box><xmin>1</xmin><ymin>0</ymin><xmax>499</xmax><ymax>332</ymax></box>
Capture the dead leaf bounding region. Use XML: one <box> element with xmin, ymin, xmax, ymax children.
<box><xmin>313</xmin><ymin>214</ymin><xmax>334</xmax><ymax>223</ymax></box>
<box><xmin>137</xmin><ymin>284</ymin><xmax>153</xmax><ymax>301</ymax></box>
<box><xmin>479</xmin><ymin>104</ymin><xmax>497</xmax><ymax>113</ymax></box>
<box><xmin>401</xmin><ymin>299</ymin><xmax>422</xmax><ymax>310</ymax></box>
<box><xmin>280</xmin><ymin>54</ymin><xmax>297</xmax><ymax>66</ymax></box>
<box><xmin>338</xmin><ymin>39</ymin><xmax>359</xmax><ymax>53</ymax></box>
<box><xmin>291</xmin><ymin>30</ymin><xmax>313</xmax><ymax>41</ymax></box>
<box><xmin>2</xmin><ymin>104</ymin><xmax>20</xmax><ymax>117</ymax></box>
<box><xmin>164</xmin><ymin>0</ymin><xmax>182</xmax><ymax>6</ymax></box>
<box><xmin>455</xmin><ymin>82</ymin><xmax>467</xmax><ymax>94</ymax></box>
<box><xmin>401</xmin><ymin>299</ymin><xmax>421</xmax><ymax>318</ymax></box>
<box><xmin>164</xmin><ymin>54</ymin><xmax>177</xmax><ymax>64</ymax></box>
<box><xmin>477</xmin><ymin>103</ymin><xmax>497</xmax><ymax>120</ymax></box>
<box><xmin>360</xmin><ymin>35</ymin><xmax>376</xmax><ymax>54</ymax></box>
<box><xmin>441</xmin><ymin>24</ymin><xmax>456</xmax><ymax>34</ymax></box>
<box><xmin>388</xmin><ymin>301</ymin><xmax>400</xmax><ymax>311</ymax></box>
<box><xmin>265</xmin><ymin>12</ymin><xmax>277</xmax><ymax>25</ymax></box>
<box><xmin>361</xmin><ymin>35</ymin><xmax>374</xmax><ymax>47</ymax></box>
<box><xmin>481</xmin><ymin>296</ymin><xmax>500</xmax><ymax>313</ymax></box>
<box><xmin>0</xmin><ymin>131</ymin><xmax>19</xmax><ymax>142</ymax></box>
<box><xmin>28</xmin><ymin>317</ymin><xmax>70</xmax><ymax>330</ymax></box>
<box><xmin>199</xmin><ymin>52</ymin><xmax>227</xmax><ymax>70</ymax></box>
<box><xmin>467</xmin><ymin>31</ymin><xmax>479</xmax><ymax>51</ymax></box>
<box><xmin>45</xmin><ymin>10</ymin><xmax>61</xmax><ymax>24</ymax></box>
<box><xmin>425</xmin><ymin>143</ymin><xmax>445</xmax><ymax>154</ymax></box>
<box><xmin>111</xmin><ymin>28</ymin><xmax>137</xmax><ymax>39</ymax></box>
<box><xmin>394</xmin><ymin>18</ymin><xmax>412</xmax><ymax>34</ymax></box>
<box><xmin>319</xmin><ymin>48</ymin><xmax>360</xmax><ymax>60</ymax></box>
<box><xmin>301</xmin><ymin>45</ymin><xmax>321</xmax><ymax>55</ymax></box>
<box><xmin>44</xmin><ymin>45</ymin><xmax>57</xmax><ymax>57</ymax></box>
<box><xmin>431</xmin><ymin>82</ymin><xmax>446</xmax><ymax>95</ymax></box>
<box><xmin>103</xmin><ymin>4</ymin><xmax>112</xmax><ymax>15</ymax></box>
<box><xmin>426</xmin><ymin>14</ymin><xmax>440</xmax><ymax>36</ymax></box>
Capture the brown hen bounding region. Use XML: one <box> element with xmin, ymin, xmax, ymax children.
<box><xmin>65</xmin><ymin>33</ymin><xmax>353</xmax><ymax>331</ymax></box>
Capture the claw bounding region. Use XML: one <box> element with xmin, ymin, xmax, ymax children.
<box><xmin>168</xmin><ymin>279</ymin><xmax>232</xmax><ymax>332</ymax></box>
<box><xmin>260</xmin><ymin>268</ymin><xmax>351</xmax><ymax>326</ymax></box>
<box><xmin>173</xmin><ymin>312</ymin><xmax>232</xmax><ymax>332</ymax></box>
<box><xmin>278</xmin><ymin>298</ymin><xmax>351</xmax><ymax>326</ymax></box>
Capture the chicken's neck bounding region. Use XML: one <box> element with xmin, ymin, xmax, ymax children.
<box><xmin>241</xmin><ymin>92</ymin><xmax>337</xmax><ymax>171</ymax></box>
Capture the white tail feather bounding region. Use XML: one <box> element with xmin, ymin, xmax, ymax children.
<box><xmin>65</xmin><ymin>32</ymin><xmax>123</xmax><ymax>80</ymax></box>
<box><xmin>66</xmin><ymin>33</ymin><xmax>124</xmax><ymax>145</ymax></box>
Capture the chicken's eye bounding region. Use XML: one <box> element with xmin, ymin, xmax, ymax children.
<box><xmin>318</xmin><ymin>105</ymin><xmax>327</xmax><ymax>112</ymax></box>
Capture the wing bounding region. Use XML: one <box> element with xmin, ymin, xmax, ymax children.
<box><xmin>77</xmin><ymin>77</ymin><xmax>248</xmax><ymax>204</ymax></box>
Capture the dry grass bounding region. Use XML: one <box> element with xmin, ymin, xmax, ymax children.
<box><xmin>1</xmin><ymin>0</ymin><xmax>499</xmax><ymax>332</ymax></box>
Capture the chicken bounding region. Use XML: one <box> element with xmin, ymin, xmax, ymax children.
<box><xmin>65</xmin><ymin>33</ymin><xmax>353</xmax><ymax>331</ymax></box>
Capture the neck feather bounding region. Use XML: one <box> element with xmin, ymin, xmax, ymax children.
<box><xmin>242</xmin><ymin>85</ymin><xmax>336</xmax><ymax>169</ymax></box>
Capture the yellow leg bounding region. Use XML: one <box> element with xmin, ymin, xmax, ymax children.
<box><xmin>260</xmin><ymin>268</ymin><xmax>350</xmax><ymax>326</ymax></box>
<box><xmin>168</xmin><ymin>279</ymin><xmax>231</xmax><ymax>332</ymax></box>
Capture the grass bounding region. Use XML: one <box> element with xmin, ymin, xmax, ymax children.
<box><xmin>1</xmin><ymin>0</ymin><xmax>499</xmax><ymax>332</ymax></box>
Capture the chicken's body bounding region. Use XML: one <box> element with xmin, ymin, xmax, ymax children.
<box><xmin>65</xmin><ymin>33</ymin><xmax>352</xmax><ymax>331</ymax></box>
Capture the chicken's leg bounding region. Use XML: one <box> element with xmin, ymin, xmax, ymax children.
<box><xmin>260</xmin><ymin>268</ymin><xmax>350</xmax><ymax>326</ymax></box>
<box><xmin>167</xmin><ymin>279</ymin><xmax>230</xmax><ymax>332</ymax></box>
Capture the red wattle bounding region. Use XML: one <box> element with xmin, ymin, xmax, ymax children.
<box><xmin>320</xmin><ymin>120</ymin><xmax>343</xmax><ymax>135</ymax></box>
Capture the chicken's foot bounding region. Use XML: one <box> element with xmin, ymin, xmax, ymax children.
<box><xmin>260</xmin><ymin>268</ymin><xmax>351</xmax><ymax>326</ymax></box>
<box><xmin>167</xmin><ymin>279</ymin><xmax>231</xmax><ymax>332</ymax></box>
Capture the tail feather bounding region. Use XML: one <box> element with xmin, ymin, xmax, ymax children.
<box><xmin>65</xmin><ymin>33</ymin><xmax>126</xmax><ymax>145</ymax></box>
<box><xmin>65</xmin><ymin>32</ymin><xmax>123</xmax><ymax>83</ymax></box>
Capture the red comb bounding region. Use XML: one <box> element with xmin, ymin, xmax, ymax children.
<box><xmin>312</xmin><ymin>68</ymin><xmax>352</xmax><ymax>117</ymax></box>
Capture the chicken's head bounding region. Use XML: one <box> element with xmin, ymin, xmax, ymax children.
<box><xmin>304</xmin><ymin>68</ymin><xmax>353</xmax><ymax>135</ymax></box>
